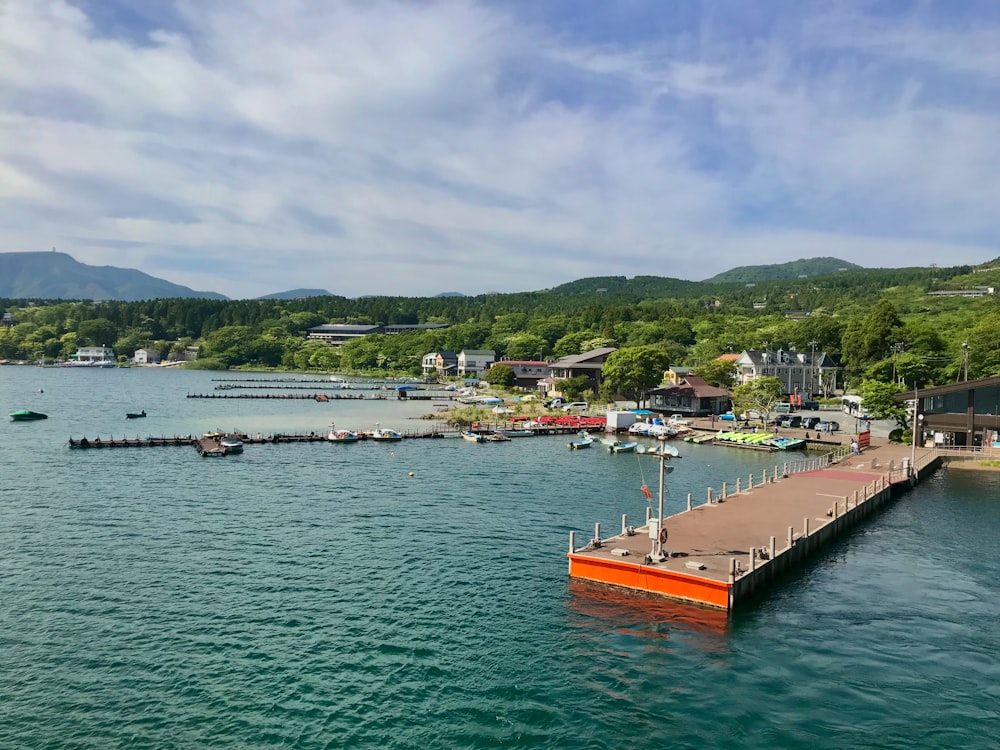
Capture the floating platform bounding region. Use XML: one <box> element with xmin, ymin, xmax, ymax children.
<box><xmin>567</xmin><ymin>443</ymin><xmax>940</xmax><ymax>611</ymax></box>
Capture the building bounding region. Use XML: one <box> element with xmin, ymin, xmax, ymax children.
<box><xmin>734</xmin><ymin>349</ymin><xmax>840</xmax><ymax>398</ymax></box>
<box><xmin>490</xmin><ymin>359</ymin><xmax>549</xmax><ymax>389</ymax></box>
<box><xmin>73</xmin><ymin>346</ymin><xmax>115</xmax><ymax>364</ymax></box>
<box><xmin>306</xmin><ymin>324</ymin><xmax>382</xmax><ymax>345</ymax></box>
<box><xmin>1</xmin><ymin>312</ymin><xmax>12</xmax><ymax>328</ymax></box>
<box><xmin>548</xmin><ymin>347</ymin><xmax>617</xmax><ymax>394</ymax></box>
<box><xmin>382</xmin><ymin>323</ymin><xmax>450</xmax><ymax>335</ymax></box>
<box><xmin>421</xmin><ymin>351</ymin><xmax>458</xmax><ymax>378</ymax></box>
<box><xmin>662</xmin><ymin>365</ymin><xmax>692</xmax><ymax>386</ymax></box>
<box><xmin>133</xmin><ymin>348</ymin><xmax>161</xmax><ymax>364</ymax></box>
<box><xmin>648</xmin><ymin>376</ymin><xmax>731</xmax><ymax>417</ymax></box>
<box><xmin>899</xmin><ymin>376</ymin><xmax>1000</xmax><ymax>450</ymax></box>
<box><xmin>457</xmin><ymin>350</ymin><xmax>495</xmax><ymax>378</ymax></box>
<box><xmin>925</xmin><ymin>287</ymin><xmax>995</xmax><ymax>298</ymax></box>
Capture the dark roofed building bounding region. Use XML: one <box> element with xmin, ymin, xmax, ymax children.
<box><xmin>491</xmin><ymin>360</ymin><xmax>549</xmax><ymax>389</ymax></box>
<box><xmin>548</xmin><ymin>347</ymin><xmax>617</xmax><ymax>394</ymax></box>
<box><xmin>382</xmin><ymin>323</ymin><xmax>450</xmax><ymax>335</ymax></box>
<box><xmin>648</xmin><ymin>376</ymin><xmax>731</xmax><ymax>417</ymax></box>
<box><xmin>307</xmin><ymin>324</ymin><xmax>382</xmax><ymax>345</ymax></box>
<box><xmin>897</xmin><ymin>375</ymin><xmax>1000</xmax><ymax>451</ymax></box>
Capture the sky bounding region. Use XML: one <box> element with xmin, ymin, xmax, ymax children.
<box><xmin>1</xmin><ymin>1</ymin><xmax>999</xmax><ymax>299</ymax></box>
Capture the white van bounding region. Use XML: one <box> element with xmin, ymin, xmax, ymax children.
<box><xmin>562</xmin><ymin>402</ymin><xmax>589</xmax><ymax>412</ymax></box>
<box><xmin>774</xmin><ymin>402</ymin><xmax>793</xmax><ymax>414</ymax></box>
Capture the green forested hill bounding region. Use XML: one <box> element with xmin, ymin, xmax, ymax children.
<box><xmin>704</xmin><ymin>257</ymin><xmax>863</xmax><ymax>283</ymax></box>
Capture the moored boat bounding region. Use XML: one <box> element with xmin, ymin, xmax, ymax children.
<box><xmin>608</xmin><ymin>441</ymin><xmax>638</xmax><ymax>453</ymax></box>
<box><xmin>220</xmin><ymin>435</ymin><xmax>244</xmax><ymax>454</ymax></box>
<box><xmin>326</xmin><ymin>423</ymin><xmax>359</xmax><ymax>443</ymax></box>
<box><xmin>568</xmin><ymin>432</ymin><xmax>594</xmax><ymax>449</ymax></box>
<box><xmin>370</xmin><ymin>424</ymin><xmax>403</xmax><ymax>442</ymax></box>
<box><xmin>462</xmin><ymin>430</ymin><xmax>486</xmax><ymax>443</ymax></box>
<box><xmin>10</xmin><ymin>409</ymin><xmax>47</xmax><ymax>421</ymax></box>
<box><xmin>126</xmin><ymin>410</ymin><xmax>146</xmax><ymax>419</ymax></box>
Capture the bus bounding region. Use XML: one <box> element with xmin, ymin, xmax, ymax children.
<box><xmin>842</xmin><ymin>395</ymin><xmax>863</xmax><ymax>415</ymax></box>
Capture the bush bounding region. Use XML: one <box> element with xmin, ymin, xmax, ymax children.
<box><xmin>889</xmin><ymin>428</ymin><xmax>908</xmax><ymax>444</ymax></box>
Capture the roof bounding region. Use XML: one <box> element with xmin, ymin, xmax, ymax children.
<box><xmin>308</xmin><ymin>324</ymin><xmax>381</xmax><ymax>334</ymax></box>
<box><xmin>460</xmin><ymin>350</ymin><xmax>496</xmax><ymax>356</ymax></box>
<box><xmin>550</xmin><ymin>347</ymin><xmax>617</xmax><ymax>368</ymax></box>
<box><xmin>715</xmin><ymin>354</ymin><xmax>740</xmax><ymax>362</ymax></box>
<box><xmin>650</xmin><ymin>376</ymin><xmax>730</xmax><ymax>399</ymax></box>
<box><xmin>893</xmin><ymin>375</ymin><xmax>1000</xmax><ymax>402</ymax></box>
<box><xmin>668</xmin><ymin>365</ymin><xmax>693</xmax><ymax>372</ymax></box>
<box><xmin>437</xmin><ymin>351</ymin><xmax>458</xmax><ymax>360</ymax></box>
<box><xmin>495</xmin><ymin>360</ymin><xmax>548</xmax><ymax>366</ymax></box>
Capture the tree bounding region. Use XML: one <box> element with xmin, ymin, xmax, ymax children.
<box><xmin>693</xmin><ymin>358</ymin><xmax>737</xmax><ymax>389</ymax></box>
<box><xmin>557</xmin><ymin>375</ymin><xmax>590</xmax><ymax>401</ymax></box>
<box><xmin>859</xmin><ymin>380</ymin><xmax>909</xmax><ymax>430</ymax></box>
<box><xmin>601</xmin><ymin>346</ymin><xmax>670</xmax><ymax>407</ymax></box>
<box><xmin>484</xmin><ymin>363</ymin><xmax>516</xmax><ymax>387</ymax></box>
<box><xmin>731</xmin><ymin>377</ymin><xmax>784</xmax><ymax>423</ymax></box>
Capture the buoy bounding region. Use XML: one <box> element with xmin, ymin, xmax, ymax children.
<box><xmin>408</xmin><ymin>472</ymin><xmax>414</xmax><ymax>477</ymax></box>
<box><xmin>641</xmin><ymin>484</ymin><xmax>653</xmax><ymax>499</ymax></box>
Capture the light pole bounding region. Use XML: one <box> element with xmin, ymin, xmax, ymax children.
<box><xmin>809</xmin><ymin>340</ymin><xmax>818</xmax><ymax>399</ymax></box>
<box><xmin>962</xmin><ymin>342</ymin><xmax>969</xmax><ymax>382</ymax></box>
<box><xmin>910</xmin><ymin>387</ymin><xmax>921</xmax><ymax>477</ymax></box>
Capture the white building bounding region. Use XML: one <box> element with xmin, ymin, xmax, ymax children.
<box><xmin>133</xmin><ymin>348</ymin><xmax>161</xmax><ymax>364</ymax></box>
<box><xmin>74</xmin><ymin>346</ymin><xmax>116</xmax><ymax>364</ymax></box>
<box><xmin>733</xmin><ymin>348</ymin><xmax>840</xmax><ymax>397</ymax></box>
<box><xmin>458</xmin><ymin>350</ymin><xmax>495</xmax><ymax>378</ymax></box>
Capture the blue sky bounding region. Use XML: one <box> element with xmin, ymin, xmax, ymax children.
<box><xmin>1</xmin><ymin>1</ymin><xmax>998</xmax><ymax>299</ymax></box>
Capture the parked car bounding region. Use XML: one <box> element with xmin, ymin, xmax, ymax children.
<box><xmin>562</xmin><ymin>402</ymin><xmax>589</xmax><ymax>412</ymax></box>
<box><xmin>802</xmin><ymin>400</ymin><xmax>820</xmax><ymax>410</ymax></box>
<box><xmin>779</xmin><ymin>415</ymin><xmax>802</xmax><ymax>428</ymax></box>
<box><xmin>544</xmin><ymin>397</ymin><xmax>564</xmax><ymax>408</ymax></box>
<box><xmin>801</xmin><ymin>416</ymin><xmax>822</xmax><ymax>430</ymax></box>
<box><xmin>816</xmin><ymin>420</ymin><xmax>840</xmax><ymax>432</ymax></box>
<box><xmin>774</xmin><ymin>402</ymin><xmax>794</xmax><ymax>413</ymax></box>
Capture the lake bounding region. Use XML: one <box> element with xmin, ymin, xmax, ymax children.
<box><xmin>1</xmin><ymin>367</ymin><xmax>998</xmax><ymax>748</ymax></box>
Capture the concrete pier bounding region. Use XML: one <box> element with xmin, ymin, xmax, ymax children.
<box><xmin>567</xmin><ymin>442</ymin><xmax>941</xmax><ymax>610</ymax></box>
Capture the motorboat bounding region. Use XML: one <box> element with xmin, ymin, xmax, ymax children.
<box><xmin>126</xmin><ymin>410</ymin><xmax>146</xmax><ymax>419</ymax></box>
<box><xmin>637</xmin><ymin>443</ymin><xmax>680</xmax><ymax>458</ymax></box>
<box><xmin>568</xmin><ymin>433</ymin><xmax>594</xmax><ymax>449</ymax></box>
<box><xmin>370</xmin><ymin>424</ymin><xmax>403</xmax><ymax>442</ymax></box>
<box><xmin>220</xmin><ymin>435</ymin><xmax>244</xmax><ymax>454</ymax></box>
<box><xmin>9</xmin><ymin>409</ymin><xmax>47</xmax><ymax>421</ymax></box>
<box><xmin>462</xmin><ymin>430</ymin><xmax>486</xmax><ymax>443</ymax></box>
<box><xmin>326</xmin><ymin>423</ymin><xmax>359</xmax><ymax>443</ymax></box>
<box><xmin>608</xmin><ymin>441</ymin><xmax>638</xmax><ymax>453</ymax></box>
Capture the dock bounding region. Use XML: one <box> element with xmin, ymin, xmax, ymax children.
<box><xmin>567</xmin><ymin>441</ymin><xmax>941</xmax><ymax>611</ymax></box>
<box><xmin>66</xmin><ymin>422</ymin><xmax>594</xmax><ymax>452</ymax></box>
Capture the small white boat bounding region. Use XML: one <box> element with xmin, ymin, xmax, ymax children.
<box><xmin>499</xmin><ymin>428</ymin><xmax>534</xmax><ymax>437</ymax></box>
<box><xmin>462</xmin><ymin>430</ymin><xmax>486</xmax><ymax>443</ymax></box>
<box><xmin>568</xmin><ymin>433</ymin><xmax>594</xmax><ymax>450</ymax></box>
<box><xmin>637</xmin><ymin>443</ymin><xmax>680</xmax><ymax>458</ymax></box>
<box><xmin>608</xmin><ymin>441</ymin><xmax>638</xmax><ymax>453</ymax></box>
<box><xmin>326</xmin><ymin>423</ymin><xmax>359</xmax><ymax>443</ymax></box>
<box><xmin>370</xmin><ymin>424</ymin><xmax>403</xmax><ymax>442</ymax></box>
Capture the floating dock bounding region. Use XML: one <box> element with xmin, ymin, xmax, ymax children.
<box><xmin>567</xmin><ymin>442</ymin><xmax>941</xmax><ymax>611</ymax></box>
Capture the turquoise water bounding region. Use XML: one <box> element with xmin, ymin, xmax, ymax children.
<box><xmin>2</xmin><ymin>368</ymin><xmax>998</xmax><ymax>748</ymax></box>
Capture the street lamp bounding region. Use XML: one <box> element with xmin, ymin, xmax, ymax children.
<box><xmin>910</xmin><ymin>388</ymin><xmax>922</xmax><ymax>478</ymax></box>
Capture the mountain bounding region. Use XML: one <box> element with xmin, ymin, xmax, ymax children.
<box><xmin>434</xmin><ymin>291</ymin><xmax>466</xmax><ymax>297</ymax></box>
<box><xmin>0</xmin><ymin>251</ymin><xmax>226</xmax><ymax>300</ymax></box>
<box><xmin>257</xmin><ymin>288</ymin><xmax>333</xmax><ymax>299</ymax></box>
<box><xmin>703</xmin><ymin>257</ymin><xmax>864</xmax><ymax>283</ymax></box>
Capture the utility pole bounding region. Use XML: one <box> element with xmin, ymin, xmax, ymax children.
<box><xmin>809</xmin><ymin>340</ymin><xmax>818</xmax><ymax>399</ymax></box>
<box><xmin>962</xmin><ymin>342</ymin><xmax>969</xmax><ymax>382</ymax></box>
<box><xmin>891</xmin><ymin>342</ymin><xmax>905</xmax><ymax>384</ymax></box>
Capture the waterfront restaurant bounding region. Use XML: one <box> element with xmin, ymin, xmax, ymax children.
<box><xmin>648</xmin><ymin>376</ymin><xmax>731</xmax><ymax>418</ymax></box>
<box><xmin>899</xmin><ymin>375</ymin><xmax>1000</xmax><ymax>450</ymax></box>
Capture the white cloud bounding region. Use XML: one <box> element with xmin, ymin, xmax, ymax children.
<box><xmin>0</xmin><ymin>0</ymin><xmax>998</xmax><ymax>298</ymax></box>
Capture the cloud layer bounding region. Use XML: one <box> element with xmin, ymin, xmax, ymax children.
<box><xmin>1</xmin><ymin>0</ymin><xmax>998</xmax><ymax>298</ymax></box>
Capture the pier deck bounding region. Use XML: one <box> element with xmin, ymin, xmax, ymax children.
<box><xmin>568</xmin><ymin>442</ymin><xmax>940</xmax><ymax>610</ymax></box>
